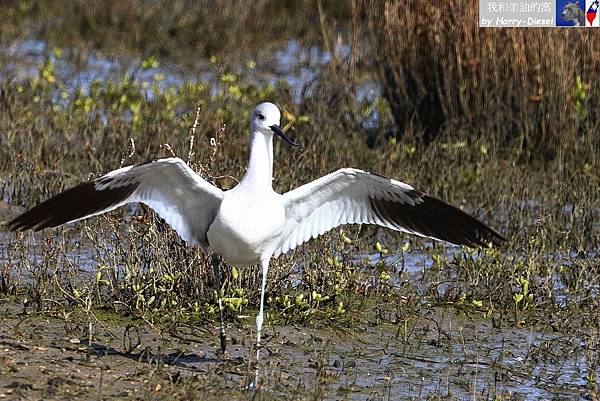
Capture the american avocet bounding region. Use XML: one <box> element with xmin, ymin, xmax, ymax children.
<box><xmin>7</xmin><ymin>102</ymin><xmax>504</xmax><ymax>384</ymax></box>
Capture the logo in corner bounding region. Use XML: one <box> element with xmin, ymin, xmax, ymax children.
<box><xmin>586</xmin><ymin>0</ymin><xmax>600</xmax><ymax>26</ymax></box>
<box><xmin>558</xmin><ymin>0</ymin><xmax>586</xmax><ymax>26</ymax></box>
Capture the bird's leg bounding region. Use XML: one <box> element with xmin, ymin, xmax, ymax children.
<box><xmin>211</xmin><ymin>254</ymin><xmax>227</xmax><ymax>355</ymax></box>
<box><xmin>252</xmin><ymin>259</ymin><xmax>269</xmax><ymax>389</ymax></box>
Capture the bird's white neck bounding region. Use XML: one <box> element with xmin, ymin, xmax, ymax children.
<box><xmin>240</xmin><ymin>130</ymin><xmax>274</xmax><ymax>190</ymax></box>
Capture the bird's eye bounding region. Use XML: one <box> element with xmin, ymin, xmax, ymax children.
<box><xmin>257</xmin><ymin>112</ymin><xmax>265</xmax><ymax>121</ymax></box>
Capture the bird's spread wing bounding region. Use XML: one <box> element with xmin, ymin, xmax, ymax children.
<box><xmin>7</xmin><ymin>157</ymin><xmax>223</xmax><ymax>246</ymax></box>
<box><xmin>273</xmin><ymin>168</ymin><xmax>504</xmax><ymax>257</ymax></box>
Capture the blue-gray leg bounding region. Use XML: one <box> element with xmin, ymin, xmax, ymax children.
<box><xmin>251</xmin><ymin>259</ymin><xmax>269</xmax><ymax>389</ymax></box>
<box><xmin>211</xmin><ymin>254</ymin><xmax>227</xmax><ymax>354</ymax></box>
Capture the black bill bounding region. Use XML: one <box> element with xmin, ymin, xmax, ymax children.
<box><xmin>270</xmin><ymin>125</ymin><xmax>299</xmax><ymax>147</ymax></box>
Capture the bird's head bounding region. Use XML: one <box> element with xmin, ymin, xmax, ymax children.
<box><xmin>250</xmin><ymin>102</ymin><xmax>298</xmax><ymax>146</ymax></box>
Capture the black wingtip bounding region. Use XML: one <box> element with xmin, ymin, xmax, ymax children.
<box><xmin>370</xmin><ymin>193</ymin><xmax>506</xmax><ymax>249</ymax></box>
<box><xmin>6</xmin><ymin>179</ymin><xmax>138</xmax><ymax>232</ymax></box>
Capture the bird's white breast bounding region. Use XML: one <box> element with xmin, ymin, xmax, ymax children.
<box><xmin>207</xmin><ymin>187</ymin><xmax>285</xmax><ymax>266</ymax></box>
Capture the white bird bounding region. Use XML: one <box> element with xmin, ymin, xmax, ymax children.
<box><xmin>7</xmin><ymin>102</ymin><xmax>504</xmax><ymax>384</ymax></box>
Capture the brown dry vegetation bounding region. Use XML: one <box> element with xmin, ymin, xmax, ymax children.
<box><xmin>0</xmin><ymin>0</ymin><xmax>351</xmax><ymax>70</ymax></box>
<box><xmin>363</xmin><ymin>0</ymin><xmax>600</xmax><ymax>162</ymax></box>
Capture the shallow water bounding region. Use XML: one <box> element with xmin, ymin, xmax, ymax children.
<box><xmin>1</xmin><ymin>30</ymin><xmax>598</xmax><ymax>399</ymax></box>
<box><xmin>0</xmin><ymin>38</ymin><xmax>379</xmax><ymax>104</ymax></box>
<box><xmin>1</xmin><ymin>223</ymin><xmax>597</xmax><ymax>398</ymax></box>
<box><xmin>0</xmin><ymin>299</ymin><xmax>594</xmax><ymax>400</ymax></box>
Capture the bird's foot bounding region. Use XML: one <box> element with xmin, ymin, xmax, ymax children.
<box><xmin>217</xmin><ymin>329</ymin><xmax>227</xmax><ymax>356</ymax></box>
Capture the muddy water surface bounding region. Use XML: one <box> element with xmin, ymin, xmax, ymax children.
<box><xmin>0</xmin><ymin>300</ymin><xmax>595</xmax><ymax>400</ymax></box>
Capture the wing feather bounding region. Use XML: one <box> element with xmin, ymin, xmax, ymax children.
<box><xmin>7</xmin><ymin>158</ymin><xmax>223</xmax><ymax>247</ymax></box>
<box><xmin>273</xmin><ymin>168</ymin><xmax>504</xmax><ymax>257</ymax></box>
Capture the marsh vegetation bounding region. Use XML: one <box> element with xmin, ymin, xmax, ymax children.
<box><xmin>0</xmin><ymin>0</ymin><xmax>599</xmax><ymax>399</ymax></box>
